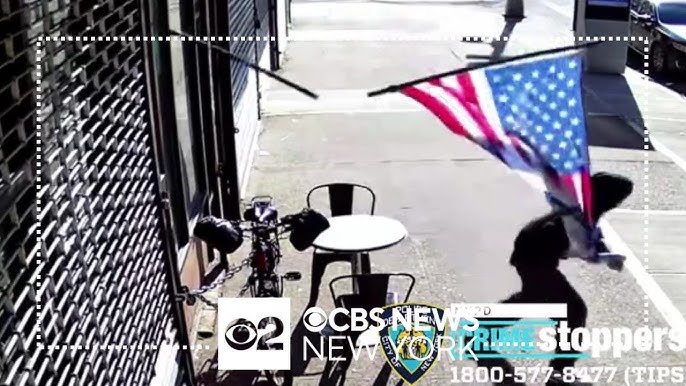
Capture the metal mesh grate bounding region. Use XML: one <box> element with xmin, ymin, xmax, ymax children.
<box><xmin>255</xmin><ymin>0</ymin><xmax>270</xmax><ymax>61</ymax></box>
<box><xmin>1</xmin><ymin>1</ymin><xmax>42</xmax><ymax>384</ymax></box>
<box><xmin>229</xmin><ymin>0</ymin><xmax>259</xmax><ymax>106</ymax></box>
<box><xmin>2</xmin><ymin>1</ymin><xmax>185</xmax><ymax>385</ymax></box>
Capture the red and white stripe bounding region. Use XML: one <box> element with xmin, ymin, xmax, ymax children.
<box><xmin>400</xmin><ymin>70</ymin><xmax>594</xmax><ymax>223</ymax></box>
<box><xmin>401</xmin><ymin>70</ymin><xmax>540</xmax><ymax>172</ymax></box>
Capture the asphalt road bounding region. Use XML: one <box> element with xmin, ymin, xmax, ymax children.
<box><xmin>198</xmin><ymin>1</ymin><xmax>686</xmax><ymax>384</ymax></box>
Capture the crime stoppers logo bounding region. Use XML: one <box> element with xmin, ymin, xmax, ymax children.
<box><xmin>217</xmin><ymin>297</ymin><xmax>291</xmax><ymax>370</ymax></box>
<box><xmin>379</xmin><ymin>304</ymin><xmax>446</xmax><ymax>385</ymax></box>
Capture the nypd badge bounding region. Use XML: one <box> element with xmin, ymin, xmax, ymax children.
<box><xmin>378</xmin><ymin>303</ymin><xmax>446</xmax><ymax>384</ymax></box>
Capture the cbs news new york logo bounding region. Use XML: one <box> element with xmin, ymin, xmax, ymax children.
<box><xmin>217</xmin><ymin>297</ymin><xmax>292</xmax><ymax>370</ymax></box>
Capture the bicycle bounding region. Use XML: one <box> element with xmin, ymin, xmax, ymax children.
<box><xmin>192</xmin><ymin>195</ymin><xmax>329</xmax><ymax>300</ymax></box>
<box><xmin>190</xmin><ymin>196</ymin><xmax>328</xmax><ymax>384</ymax></box>
<box><xmin>235</xmin><ymin>195</ymin><xmax>304</xmax><ymax>298</ymax></box>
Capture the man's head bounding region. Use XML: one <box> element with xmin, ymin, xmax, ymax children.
<box><xmin>590</xmin><ymin>172</ymin><xmax>634</xmax><ymax>222</ymax></box>
<box><xmin>510</xmin><ymin>214</ymin><xmax>570</xmax><ymax>268</ymax></box>
<box><xmin>510</xmin><ymin>172</ymin><xmax>634</xmax><ymax>266</ymax></box>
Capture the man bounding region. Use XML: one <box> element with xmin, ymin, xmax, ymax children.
<box><xmin>504</xmin><ymin>202</ymin><xmax>588</xmax><ymax>374</ymax></box>
<box><xmin>479</xmin><ymin>172</ymin><xmax>633</xmax><ymax>385</ymax></box>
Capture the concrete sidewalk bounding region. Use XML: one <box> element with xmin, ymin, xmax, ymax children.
<box><xmin>286</xmin><ymin>0</ymin><xmax>574</xmax><ymax>40</ymax></box>
<box><xmin>251</xmin><ymin>44</ymin><xmax>683</xmax><ymax>386</ymax></box>
<box><xmin>582</xmin><ymin>66</ymin><xmax>686</xmax><ymax>326</ymax></box>
<box><xmin>190</xmin><ymin>2</ymin><xmax>686</xmax><ymax>384</ymax></box>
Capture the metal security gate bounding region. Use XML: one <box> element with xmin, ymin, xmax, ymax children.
<box><xmin>1</xmin><ymin>1</ymin><xmax>193</xmax><ymax>385</ymax></box>
<box><xmin>228</xmin><ymin>0</ymin><xmax>274</xmax><ymax>105</ymax></box>
<box><xmin>229</xmin><ymin>0</ymin><xmax>257</xmax><ymax>106</ymax></box>
<box><xmin>1</xmin><ymin>1</ymin><xmax>40</xmax><ymax>383</ymax></box>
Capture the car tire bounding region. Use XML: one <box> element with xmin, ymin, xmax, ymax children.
<box><xmin>649</xmin><ymin>43</ymin><xmax>667</xmax><ymax>75</ymax></box>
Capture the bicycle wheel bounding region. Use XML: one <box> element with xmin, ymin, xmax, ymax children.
<box><xmin>253</xmin><ymin>274</ymin><xmax>282</xmax><ymax>298</ymax></box>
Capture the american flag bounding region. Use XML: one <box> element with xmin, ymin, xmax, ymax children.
<box><xmin>400</xmin><ymin>49</ymin><xmax>594</xmax><ymax>225</ymax></box>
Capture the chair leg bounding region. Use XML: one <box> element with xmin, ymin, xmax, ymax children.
<box><xmin>360</xmin><ymin>253</ymin><xmax>371</xmax><ymax>274</ymax></box>
<box><xmin>308</xmin><ymin>257</ymin><xmax>327</xmax><ymax>307</ymax></box>
<box><xmin>308</xmin><ymin>253</ymin><xmax>353</xmax><ymax>307</ymax></box>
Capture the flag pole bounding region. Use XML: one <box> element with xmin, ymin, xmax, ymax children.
<box><xmin>169</xmin><ymin>30</ymin><xmax>319</xmax><ymax>99</ymax></box>
<box><xmin>367</xmin><ymin>40</ymin><xmax>602</xmax><ymax>98</ymax></box>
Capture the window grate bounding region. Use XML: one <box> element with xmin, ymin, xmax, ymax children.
<box><xmin>1</xmin><ymin>1</ymin><xmax>188</xmax><ymax>385</ymax></box>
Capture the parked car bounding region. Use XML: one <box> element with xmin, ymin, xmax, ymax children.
<box><xmin>629</xmin><ymin>0</ymin><xmax>686</xmax><ymax>74</ymax></box>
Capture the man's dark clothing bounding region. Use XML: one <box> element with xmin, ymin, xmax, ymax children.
<box><xmin>501</xmin><ymin>266</ymin><xmax>588</xmax><ymax>371</ymax></box>
<box><xmin>489</xmin><ymin>210</ymin><xmax>588</xmax><ymax>372</ymax></box>
<box><xmin>480</xmin><ymin>172</ymin><xmax>633</xmax><ymax>373</ymax></box>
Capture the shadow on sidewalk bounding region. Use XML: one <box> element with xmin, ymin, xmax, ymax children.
<box><xmin>582</xmin><ymin>72</ymin><xmax>657</xmax><ymax>152</ymax></box>
<box><xmin>463</xmin><ymin>16</ymin><xmax>522</xmax><ymax>63</ymax></box>
<box><xmin>585</xmin><ymin>113</ymin><xmax>653</xmax><ymax>151</ymax></box>
<box><xmin>194</xmin><ymin>349</ymin><xmax>290</xmax><ymax>385</ymax></box>
<box><xmin>283</xmin><ymin>310</ymin><xmax>396</xmax><ymax>386</ymax></box>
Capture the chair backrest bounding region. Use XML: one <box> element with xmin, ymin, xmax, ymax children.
<box><xmin>328</xmin><ymin>273</ymin><xmax>415</xmax><ymax>312</ymax></box>
<box><xmin>306</xmin><ymin>183</ymin><xmax>376</xmax><ymax>217</ymax></box>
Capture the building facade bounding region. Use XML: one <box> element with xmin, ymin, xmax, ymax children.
<box><xmin>0</xmin><ymin>0</ymin><xmax>290</xmax><ymax>385</ymax></box>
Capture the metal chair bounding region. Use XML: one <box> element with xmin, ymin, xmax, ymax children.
<box><xmin>328</xmin><ymin>273</ymin><xmax>416</xmax><ymax>348</ymax></box>
<box><xmin>305</xmin><ymin>183</ymin><xmax>377</xmax><ymax>306</ymax></box>
<box><xmin>306</xmin><ymin>182</ymin><xmax>376</xmax><ymax>217</ymax></box>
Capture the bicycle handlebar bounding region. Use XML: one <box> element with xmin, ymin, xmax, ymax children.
<box><xmin>229</xmin><ymin>213</ymin><xmax>298</xmax><ymax>233</ymax></box>
<box><xmin>194</xmin><ymin>206</ymin><xmax>329</xmax><ymax>254</ymax></box>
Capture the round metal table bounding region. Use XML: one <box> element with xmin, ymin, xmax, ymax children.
<box><xmin>312</xmin><ymin>214</ymin><xmax>408</xmax><ymax>292</ymax></box>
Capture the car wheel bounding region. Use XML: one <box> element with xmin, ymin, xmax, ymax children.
<box><xmin>649</xmin><ymin>43</ymin><xmax>667</xmax><ymax>75</ymax></box>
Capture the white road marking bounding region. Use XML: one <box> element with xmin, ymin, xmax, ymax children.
<box><xmin>513</xmin><ymin>171</ymin><xmax>686</xmax><ymax>334</ymax></box>
<box><xmin>643</xmin><ymin>115</ymin><xmax>686</xmax><ymax>123</ymax></box>
<box><xmin>651</xmin><ymin>136</ymin><xmax>686</xmax><ymax>174</ymax></box>
<box><xmin>581</xmin><ymin>65</ymin><xmax>686</xmax><ymax>331</ymax></box>
<box><xmin>585</xmin><ymin>69</ymin><xmax>686</xmax><ymax>332</ymax></box>
<box><xmin>600</xmin><ymin>219</ymin><xmax>686</xmax><ymax>332</ymax></box>
<box><xmin>614</xmin><ymin>208</ymin><xmax>686</xmax><ymax>216</ymax></box>
<box><xmin>625</xmin><ymin>69</ymin><xmax>686</xmax><ymax>102</ymax></box>
<box><xmin>516</xmin><ymin>143</ymin><xmax>685</xmax><ymax>328</ymax></box>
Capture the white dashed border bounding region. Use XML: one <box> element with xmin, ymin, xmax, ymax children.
<box><xmin>642</xmin><ymin>38</ymin><xmax>651</xmax><ymax>325</ymax></box>
<box><xmin>37</xmin><ymin>35</ymin><xmax>649</xmax><ymax>43</ymax></box>
<box><xmin>36</xmin><ymin>38</ymin><xmax>43</xmax><ymax>350</ymax></box>
<box><xmin>41</xmin><ymin>35</ymin><xmax>275</xmax><ymax>42</ymax></box>
<box><xmin>35</xmin><ymin>34</ymin><xmax>652</xmax><ymax>353</ymax></box>
<box><xmin>42</xmin><ymin>344</ymin><xmax>213</xmax><ymax>351</ymax></box>
<box><xmin>285</xmin><ymin>35</ymin><xmax>649</xmax><ymax>43</ymax></box>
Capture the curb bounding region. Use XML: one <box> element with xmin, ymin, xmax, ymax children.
<box><xmin>625</xmin><ymin>68</ymin><xmax>686</xmax><ymax>103</ymax></box>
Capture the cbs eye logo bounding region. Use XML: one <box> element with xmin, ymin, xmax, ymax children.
<box><xmin>302</xmin><ymin>307</ymin><xmax>329</xmax><ymax>332</ymax></box>
<box><xmin>224</xmin><ymin>316</ymin><xmax>285</xmax><ymax>351</ymax></box>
